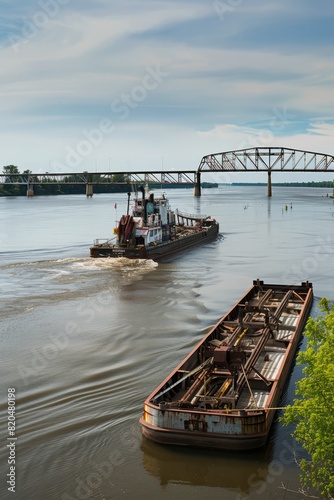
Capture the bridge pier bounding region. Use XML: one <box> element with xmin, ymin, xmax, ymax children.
<box><xmin>27</xmin><ymin>184</ymin><xmax>34</xmax><ymax>197</ymax></box>
<box><xmin>267</xmin><ymin>171</ymin><xmax>272</xmax><ymax>197</ymax></box>
<box><xmin>194</xmin><ymin>172</ymin><xmax>201</xmax><ymax>197</ymax></box>
<box><xmin>86</xmin><ymin>183</ymin><xmax>93</xmax><ymax>197</ymax></box>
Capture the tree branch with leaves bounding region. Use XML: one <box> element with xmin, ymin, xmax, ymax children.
<box><xmin>283</xmin><ymin>298</ymin><xmax>334</xmax><ymax>498</ymax></box>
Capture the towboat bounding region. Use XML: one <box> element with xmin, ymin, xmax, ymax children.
<box><xmin>90</xmin><ymin>188</ymin><xmax>219</xmax><ymax>259</ymax></box>
<box><xmin>140</xmin><ymin>280</ymin><xmax>313</xmax><ymax>450</ymax></box>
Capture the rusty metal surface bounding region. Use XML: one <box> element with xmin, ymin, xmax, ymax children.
<box><xmin>140</xmin><ymin>281</ymin><xmax>313</xmax><ymax>450</ymax></box>
<box><xmin>253</xmin><ymin>351</ymin><xmax>285</xmax><ymax>381</ymax></box>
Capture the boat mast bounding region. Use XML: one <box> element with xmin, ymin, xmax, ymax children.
<box><xmin>126</xmin><ymin>192</ymin><xmax>131</xmax><ymax>215</ymax></box>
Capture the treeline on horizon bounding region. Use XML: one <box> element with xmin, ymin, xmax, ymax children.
<box><xmin>0</xmin><ymin>182</ymin><xmax>132</xmax><ymax>197</ymax></box>
<box><xmin>1</xmin><ymin>181</ymin><xmax>332</xmax><ymax>196</ymax></box>
<box><xmin>0</xmin><ymin>182</ymin><xmax>219</xmax><ymax>197</ymax></box>
<box><xmin>231</xmin><ymin>181</ymin><xmax>333</xmax><ymax>187</ymax></box>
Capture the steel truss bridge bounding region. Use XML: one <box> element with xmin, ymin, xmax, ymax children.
<box><xmin>0</xmin><ymin>170</ymin><xmax>196</xmax><ymax>187</ymax></box>
<box><xmin>1</xmin><ymin>148</ymin><xmax>334</xmax><ymax>197</ymax></box>
<box><xmin>197</xmin><ymin>147</ymin><xmax>334</xmax><ymax>196</ymax></box>
<box><xmin>0</xmin><ymin>171</ymin><xmax>197</xmax><ymax>197</ymax></box>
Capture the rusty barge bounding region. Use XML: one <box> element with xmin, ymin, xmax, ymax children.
<box><xmin>90</xmin><ymin>189</ymin><xmax>219</xmax><ymax>260</ymax></box>
<box><xmin>140</xmin><ymin>280</ymin><xmax>313</xmax><ymax>450</ymax></box>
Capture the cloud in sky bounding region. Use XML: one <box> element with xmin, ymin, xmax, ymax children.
<box><xmin>1</xmin><ymin>0</ymin><xmax>334</xmax><ymax>182</ymax></box>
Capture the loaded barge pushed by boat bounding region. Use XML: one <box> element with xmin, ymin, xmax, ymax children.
<box><xmin>90</xmin><ymin>188</ymin><xmax>219</xmax><ymax>260</ymax></box>
<box><xmin>140</xmin><ymin>280</ymin><xmax>313</xmax><ymax>450</ymax></box>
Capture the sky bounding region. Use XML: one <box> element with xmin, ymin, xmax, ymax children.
<box><xmin>1</xmin><ymin>0</ymin><xmax>334</xmax><ymax>183</ymax></box>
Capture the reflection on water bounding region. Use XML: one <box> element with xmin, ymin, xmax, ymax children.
<box><xmin>141</xmin><ymin>438</ymin><xmax>273</xmax><ymax>491</ymax></box>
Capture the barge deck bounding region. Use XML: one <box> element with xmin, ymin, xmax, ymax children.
<box><xmin>140</xmin><ymin>280</ymin><xmax>313</xmax><ymax>450</ymax></box>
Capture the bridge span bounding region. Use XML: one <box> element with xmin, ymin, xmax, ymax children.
<box><xmin>1</xmin><ymin>148</ymin><xmax>333</xmax><ymax>197</ymax></box>
<box><xmin>0</xmin><ymin>171</ymin><xmax>197</xmax><ymax>198</ymax></box>
<box><xmin>196</xmin><ymin>147</ymin><xmax>334</xmax><ymax>196</ymax></box>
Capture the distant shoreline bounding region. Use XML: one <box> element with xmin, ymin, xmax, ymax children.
<box><xmin>0</xmin><ymin>181</ymin><xmax>333</xmax><ymax>197</ymax></box>
<box><xmin>229</xmin><ymin>181</ymin><xmax>333</xmax><ymax>187</ymax></box>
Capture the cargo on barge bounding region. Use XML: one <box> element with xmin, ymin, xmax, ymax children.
<box><xmin>90</xmin><ymin>188</ymin><xmax>219</xmax><ymax>260</ymax></box>
<box><xmin>140</xmin><ymin>280</ymin><xmax>313</xmax><ymax>450</ymax></box>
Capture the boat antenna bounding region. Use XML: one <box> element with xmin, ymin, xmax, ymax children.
<box><xmin>126</xmin><ymin>192</ymin><xmax>131</xmax><ymax>215</ymax></box>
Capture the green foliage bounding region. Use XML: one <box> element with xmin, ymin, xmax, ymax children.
<box><xmin>3</xmin><ymin>164</ymin><xmax>20</xmax><ymax>175</ymax></box>
<box><xmin>0</xmin><ymin>166</ymin><xmax>132</xmax><ymax>196</ymax></box>
<box><xmin>283</xmin><ymin>298</ymin><xmax>334</xmax><ymax>497</ymax></box>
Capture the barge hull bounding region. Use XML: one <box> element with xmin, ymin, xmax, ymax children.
<box><xmin>140</xmin><ymin>280</ymin><xmax>313</xmax><ymax>450</ymax></box>
<box><xmin>140</xmin><ymin>419</ymin><xmax>269</xmax><ymax>450</ymax></box>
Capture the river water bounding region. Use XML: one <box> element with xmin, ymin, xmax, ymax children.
<box><xmin>1</xmin><ymin>186</ymin><xmax>333</xmax><ymax>500</ymax></box>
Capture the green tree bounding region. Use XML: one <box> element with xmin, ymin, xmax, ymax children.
<box><xmin>283</xmin><ymin>298</ymin><xmax>334</xmax><ymax>498</ymax></box>
<box><xmin>3</xmin><ymin>165</ymin><xmax>20</xmax><ymax>175</ymax></box>
<box><xmin>2</xmin><ymin>165</ymin><xmax>21</xmax><ymax>194</ymax></box>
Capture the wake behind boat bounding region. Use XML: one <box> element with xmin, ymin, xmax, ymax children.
<box><xmin>140</xmin><ymin>280</ymin><xmax>313</xmax><ymax>450</ymax></box>
<box><xmin>90</xmin><ymin>188</ymin><xmax>219</xmax><ymax>260</ymax></box>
